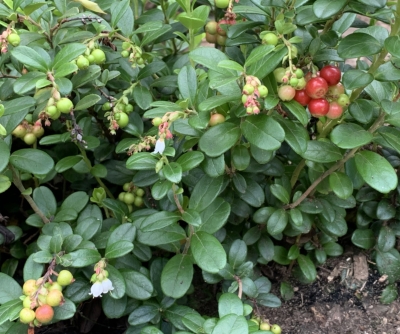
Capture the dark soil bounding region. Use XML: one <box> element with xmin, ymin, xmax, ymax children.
<box><xmin>260</xmin><ymin>251</ymin><xmax>400</xmax><ymax>334</ymax></box>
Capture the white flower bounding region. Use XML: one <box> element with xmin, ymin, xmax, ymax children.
<box><xmin>89</xmin><ymin>281</ymin><xmax>103</xmax><ymax>298</ymax></box>
<box><xmin>153</xmin><ymin>138</ymin><xmax>165</xmax><ymax>154</ymax></box>
<box><xmin>101</xmin><ymin>278</ymin><xmax>114</xmax><ymax>293</ymax></box>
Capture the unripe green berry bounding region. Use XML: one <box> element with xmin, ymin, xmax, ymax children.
<box><xmin>57</xmin><ymin>270</ymin><xmax>74</xmax><ymax>286</ymax></box>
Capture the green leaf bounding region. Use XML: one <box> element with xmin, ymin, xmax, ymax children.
<box><xmin>54</xmin><ymin>62</ymin><xmax>78</xmax><ymax>78</ymax></box>
<box><xmin>355</xmin><ymin>151</ymin><xmax>397</xmax><ymax>193</ymax></box>
<box><xmin>239</xmin><ymin>179</ymin><xmax>265</xmax><ymax>208</ymax></box>
<box><xmin>297</xmin><ymin>254</ymin><xmax>317</xmax><ymax>282</ymax></box>
<box><xmin>69</xmin><ymin>249</ymin><xmax>101</xmax><ymax>267</ymax></box>
<box><xmin>52</xmin><ymin>43</ymin><xmax>86</xmax><ymax>70</ymax></box>
<box><xmin>212</xmin><ymin>314</ymin><xmax>248</xmax><ymax>334</ymax></box>
<box><xmin>161</xmin><ymin>254</ymin><xmax>193</xmax><ymax>299</ymax></box>
<box><xmin>218</xmin><ymin>293</ymin><xmax>244</xmax><ymax>318</ymax></box>
<box><xmin>126</xmin><ymin>152</ymin><xmax>158</xmax><ymax>170</ymax></box>
<box><xmin>385</xmin><ymin>36</ymin><xmax>400</xmax><ymax>58</ymax></box>
<box><xmin>128</xmin><ymin>304</ymin><xmax>159</xmax><ymax>325</ymax></box>
<box><xmin>121</xmin><ymin>270</ymin><xmax>153</xmax><ymax>300</ymax></box>
<box><xmin>280</xmin><ymin>281</ymin><xmax>294</xmax><ymax>301</ymax></box>
<box><xmin>191</xmin><ymin>231</ymin><xmax>227</xmax><ymax>273</ymax></box>
<box><xmin>338</xmin><ymin>33</ymin><xmax>382</xmax><ymax>58</ymax></box>
<box><xmin>342</xmin><ymin>70</ymin><xmax>374</xmax><ymax>90</ymax></box>
<box><xmin>199</xmin><ymin>95</ymin><xmax>240</xmax><ymax>113</ymax></box>
<box><xmin>377</xmin><ymin>226</ymin><xmax>395</xmax><ymax>252</ymax></box>
<box><xmin>10</xmin><ymin>149</ymin><xmax>54</xmax><ymax>175</ymax></box>
<box><xmin>55</xmin><ymin>156</ymin><xmax>82</xmax><ymax>173</ymax></box>
<box><xmin>270</xmin><ymin>184</ymin><xmax>290</xmax><ymax>204</ymax></box>
<box><xmin>105</xmin><ymin>240</ymin><xmax>134</xmax><ymax>259</ymax></box>
<box><xmin>102</xmin><ymin>294</ymin><xmax>126</xmax><ymax>319</ymax></box>
<box><xmin>11</xmin><ymin>46</ymin><xmax>49</xmax><ymax>71</ymax></box>
<box><xmin>182</xmin><ymin>313</ymin><xmax>206</xmax><ymax>333</ymax></box>
<box><xmin>330</xmin><ymin>123</ymin><xmax>373</xmax><ymax>149</ymax></box>
<box><xmin>141</xmin><ymin>211</ymin><xmax>181</xmax><ymax>232</ymax></box>
<box><xmin>218</xmin><ymin>60</ymin><xmax>243</xmax><ymax>72</ymax></box>
<box><xmin>189</xmin><ymin>175</ymin><xmax>224</xmax><ymax>211</ymax></box>
<box><xmin>0</xmin><ymin>273</ymin><xmax>22</xmax><ymax>304</ymax></box>
<box><xmin>275</xmin><ymin>117</ymin><xmax>308</xmax><ymax>154</ymax></box>
<box><xmin>348</xmin><ymin>99</ymin><xmax>377</xmax><ymax>124</ymax></box>
<box><xmin>247</xmin><ymin>46</ymin><xmax>287</xmax><ymax>80</ymax></box>
<box><xmin>176</xmin><ymin>151</ymin><xmax>204</xmax><ymax>172</ymax></box>
<box><xmin>53</xmin><ymin>298</ymin><xmax>76</xmax><ymax>321</ymax></box>
<box><xmin>111</xmin><ymin>0</ymin><xmax>130</xmax><ymax>28</ymax></box>
<box><xmin>302</xmin><ymin>140</ymin><xmax>342</xmax><ymax>163</ymax></box>
<box><xmin>329</xmin><ymin>172</ymin><xmax>353</xmax><ymax>199</ymax></box>
<box><xmin>267</xmin><ymin>209</ymin><xmax>289</xmax><ymax>235</ymax></box>
<box><xmin>13</xmin><ymin>72</ymin><xmax>46</xmax><ymax>95</ymax></box>
<box><xmin>178</xmin><ymin>66</ymin><xmax>197</xmax><ymax>107</ymax></box>
<box><xmin>231</xmin><ymin>145</ymin><xmax>250</xmax><ymax>171</ymax></box>
<box><xmin>256</xmin><ymin>293</ymin><xmax>281</xmax><ymax>307</ymax></box>
<box><xmin>0</xmin><ymin>299</ymin><xmax>23</xmax><ymax>325</ymax></box>
<box><xmin>198</xmin><ymin>198</ymin><xmax>231</xmax><ymax>234</ymax></box>
<box><xmin>133</xmin><ymin>86</ymin><xmax>152</xmax><ymax>110</ymax></box>
<box><xmin>241</xmin><ymin>115</ymin><xmax>285</xmax><ymax>151</ymax></box>
<box><xmin>107</xmin><ymin>223</ymin><xmax>136</xmax><ymax>246</ymax></box>
<box><xmin>0</xmin><ymin>139</ymin><xmax>10</xmax><ymax>173</ymax></box>
<box><xmin>376</xmin><ymin>249</ymin><xmax>400</xmax><ymax>283</ymax></box>
<box><xmin>181</xmin><ymin>209</ymin><xmax>202</xmax><ymax>227</ymax></box>
<box><xmin>313</xmin><ymin>0</ymin><xmax>347</xmax><ymax>19</ymax></box>
<box><xmin>228</xmin><ymin>240</ymin><xmax>247</xmax><ymax>269</ymax></box>
<box><xmin>23</xmin><ymin>254</ymin><xmax>44</xmax><ymax>281</ymax></box>
<box><xmin>351</xmin><ymin>229</ymin><xmax>375</xmax><ymax>249</ymax></box>
<box><xmin>380</xmin><ymin>284</ymin><xmax>398</xmax><ymax>304</ymax></box>
<box><xmin>163</xmin><ymin>162</ymin><xmax>182</xmax><ymax>183</ymax></box>
<box><xmin>245</xmin><ymin>45</ymin><xmax>275</xmax><ymax>67</ymax></box>
<box><xmin>75</xmin><ymin>94</ymin><xmax>101</xmax><ymax>111</ymax></box>
<box><xmin>199</xmin><ymin>122</ymin><xmax>241</xmax><ymax>157</ymax></box>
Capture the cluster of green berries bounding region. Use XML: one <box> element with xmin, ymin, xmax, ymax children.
<box><xmin>74</xmin><ymin>48</ymin><xmax>106</xmax><ymax>70</ymax></box>
<box><xmin>250</xmin><ymin>316</ymin><xmax>282</xmax><ymax>334</ymax></box>
<box><xmin>120</xmin><ymin>41</ymin><xmax>144</xmax><ymax>67</ymax></box>
<box><xmin>241</xmin><ymin>75</ymin><xmax>269</xmax><ymax>114</ymax></box>
<box><xmin>118</xmin><ymin>183</ymin><xmax>145</xmax><ymax>212</ymax></box>
<box><xmin>102</xmin><ymin>100</ymin><xmax>134</xmax><ymax>130</ymax></box>
<box><xmin>43</xmin><ymin>96</ymin><xmax>74</xmax><ymax>121</ymax></box>
<box><xmin>205</xmin><ymin>21</ymin><xmax>228</xmax><ymax>46</ymax></box>
<box><xmin>274</xmin><ymin>66</ymin><xmax>305</xmax><ymax>90</ymax></box>
<box><xmin>12</xmin><ymin>118</ymin><xmax>45</xmax><ymax>145</ymax></box>
<box><xmin>19</xmin><ymin>270</ymin><xmax>74</xmax><ymax>326</ymax></box>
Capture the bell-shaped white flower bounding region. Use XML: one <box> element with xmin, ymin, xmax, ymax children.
<box><xmin>101</xmin><ymin>278</ymin><xmax>114</xmax><ymax>293</ymax></box>
<box><xmin>89</xmin><ymin>281</ymin><xmax>103</xmax><ymax>298</ymax></box>
<box><xmin>153</xmin><ymin>138</ymin><xmax>165</xmax><ymax>154</ymax></box>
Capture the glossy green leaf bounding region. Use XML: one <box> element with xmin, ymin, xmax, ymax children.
<box><xmin>330</xmin><ymin>123</ymin><xmax>372</xmax><ymax>149</ymax></box>
<box><xmin>199</xmin><ymin>122</ymin><xmax>241</xmax><ymax>157</ymax></box>
<box><xmin>161</xmin><ymin>254</ymin><xmax>193</xmax><ymax>299</ymax></box>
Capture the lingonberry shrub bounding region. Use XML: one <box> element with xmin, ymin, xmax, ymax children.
<box><xmin>0</xmin><ymin>1</ymin><xmax>399</xmax><ymax>333</ymax></box>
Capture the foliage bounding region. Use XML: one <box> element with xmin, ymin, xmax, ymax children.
<box><xmin>0</xmin><ymin>0</ymin><xmax>399</xmax><ymax>333</ymax></box>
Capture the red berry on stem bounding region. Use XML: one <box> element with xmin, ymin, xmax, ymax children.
<box><xmin>294</xmin><ymin>89</ymin><xmax>311</xmax><ymax>106</ymax></box>
<box><xmin>308</xmin><ymin>98</ymin><xmax>329</xmax><ymax>117</ymax></box>
<box><xmin>305</xmin><ymin>77</ymin><xmax>329</xmax><ymax>99</ymax></box>
<box><xmin>320</xmin><ymin>65</ymin><xmax>341</xmax><ymax>86</ymax></box>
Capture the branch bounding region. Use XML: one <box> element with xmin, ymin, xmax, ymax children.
<box><xmin>10</xmin><ymin>164</ymin><xmax>50</xmax><ymax>224</ymax></box>
<box><xmin>234</xmin><ymin>275</ymin><xmax>243</xmax><ymax>299</ymax></box>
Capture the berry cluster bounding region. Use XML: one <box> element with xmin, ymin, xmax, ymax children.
<box><xmin>43</xmin><ymin>97</ymin><xmax>74</xmax><ymax>122</ymax></box>
<box><xmin>102</xmin><ymin>100</ymin><xmax>134</xmax><ymax>132</ymax></box>
<box><xmin>205</xmin><ymin>19</ymin><xmax>233</xmax><ymax>46</ymax></box>
<box><xmin>73</xmin><ymin>48</ymin><xmax>106</xmax><ymax>70</ymax></box>
<box><xmin>120</xmin><ymin>41</ymin><xmax>144</xmax><ymax>67</ymax></box>
<box><xmin>12</xmin><ymin>119</ymin><xmax>45</xmax><ymax>145</ymax></box>
<box><xmin>0</xmin><ymin>30</ymin><xmax>20</xmax><ymax>53</ymax></box>
<box><xmin>118</xmin><ymin>183</ymin><xmax>145</xmax><ymax>212</ymax></box>
<box><xmin>276</xmin><ymin>65</ymin><xmax>350</xmax><ymax>119</ymax></box>
<box><xmin>250</xmin><ymin>316</ymin><xmax>282</xmax><ymax>333</ymax></box>
<box><xmin>19</xmin><ymin>270</ymin><xmax>74</xmax><ymax>326</ymax></box>
<box><xmin>241</xmin><ymin>75</ymin><xmax>269</xmax><ymax>114</ymax></box>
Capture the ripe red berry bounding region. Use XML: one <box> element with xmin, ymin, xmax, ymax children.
<box><xmin>305</xmin><ymin>77</ymin><xmax>329</xmax><ymax>99</ymax></box>
<box><xmin>308</xmin><ymin>98</ymin><xmax>329</xmax><ymax>117</ymax></box>
<box><xmin>294</xmin><ymin>89</ymin><xmax>311</xmax><ymax>106</ymax></box>
<box><xmin>326</xmin><ymin>101</ymin><xmax>344</xmax><ymax>119</ymax></box>
<box><xmin>320</xmin><ymin>65</ymin><xmax>341</xmax><ymax>86</ymax></box>
<box><xmin>278</xmin><ymin>85</ymin><xmax>296</xmax><ymax>101</ymax></box>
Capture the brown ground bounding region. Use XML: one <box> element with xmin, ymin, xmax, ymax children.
<box><xmin>260</xmin><ymin>251</ymin><xmax>400</xmax><ymax>334</ymax></box>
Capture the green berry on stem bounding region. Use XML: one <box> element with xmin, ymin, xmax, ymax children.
<box><xmin>205</xmin><ymin>21</ymin><xmax>218</xmax><ymax>35</ymax></box>
<box><xmin>91</xmin><ymin>49</ymin><xmax>106</xmax><ymax>64</ymax></box>
<box><xmin>12</xmin><ymin>125</ymin><xmax>27</xmax><ymax>139</ymax></box>
<box><xmin>260</xmin><ymin>322</ymin><xmax>271</xmax><ymax>330</ymax></box>
<box><xmin>123</xmin><ymin>192</ymin><xmax>135</xmax><ymax>205</ymax></box>
<box><xmin>209</xmin><ymin>113</ymin><xmax>225</xmax><ymax>127</ymax></box>
<box><xmin>262</xmin><ymin>32</ymin><xmax>278</xmax><ymax>46</ymax></box>
<box><xmin>271</xmin><ymin>324</ymin><xmax>282</xmax><ymax>334</ymax></box>
<box><xmin>19</xmin><ymin>308</ymin><xmax>36</xmax><ymax>324</ymax></box>
<box><xmin>118</xmin><ymin>192</ymin><xmax>126</xmax><ymax>201</ymax></box>
<box><xmin>135</xmin><ymin>188</ymin><xmax>145</xmax><ymax>197</ymax></box>
<box><xmin>116</xmin><ymin>112</ymin><xmax>129</xmax><ymax>128</ymax></box>
<box><xmin>215</xmin><ymin>0</ymin><xmax>229</xmax><ymax>8</ymax></box>
<box><xmin>258</xmin><ymin>85</ymin><xmax>268</xmax><ymax>98</ymax></box>
<box><xmin>57</xmin><ymin>270</ymin><xmax>74</xmax><ymax>286</ymax></box>
<box><xmin>46</xmin><ymin>290</ymin><xmax>64</xmax><ymax>307</ymax></box>
<box><xmin>56</xmin><ymin>98</ymin><xmax>74</xmax><ymax>114</ymax></box>
<box><xmin>23</xmin><ymin>133</ymin><xmax>37</xmax><ymax>145</ymax></box>
<box><xmin>7</xmin><ymin>33</ymin><xmax>20</xmax><ymax>47</ymax></box>
<box><xmin>122</xmin><ymin>42</ymin><xmax>131</xmax><ymax>50</ymax></box>
<box><xmin>243</xmin><ymin>84</ymin><xmax>254</xmax><ymax>95</ymax></box>
<box><xmin>123</xmin><ymin>183</ymin><xmax>131</xmax><ymax>192</ymax></box>
<box><xmin>76</xmin><ymin>55</ymin><xmax>89</xmax><ymax>70</ymax></box>
<box><xmin>152</xmin><ymin>117</ymin><xmax>163</xmax><ymax>126</ymax></box>
<box><xmin>134</xmin><ymin>196</ymin><xmax>144</xmax><ymax>207</ymax></box>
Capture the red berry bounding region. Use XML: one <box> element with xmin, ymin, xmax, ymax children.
<box><xmin>217</xmin><ymin>20</ymin><xmax>227</xmax><ymax>36</ymax></box>
<box><xmin>278</xmin><ymin>85</ymin><xmax>296</xmax><ymax>101</ymax></box>
<box><xmin>326</xmin><ymin>101</ymin><xmax>344</xmax><ymax>119</ymax></box>
<box><xmin>35</xmin><ymin>305</ymin><xmax>54</xmax><ymax>324</ymax></box>
<box><xmin>320</xmin><ymin>65</ymin><xmax>341</xmax><ymax>86</ymax></box>
<box><xmin>305</xmin><ymin>77</ymin><xmax>329</xmax><ymax>99</ymax></box>
<box><xmin>294</xmin><ymin>89</ymin><xmax>311</xmax><ymax>106</ymax></box>
<box><xmin>308</xmin><ymin>98</ymin><xmax>329</xmax><ymax>117</ymax></box>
